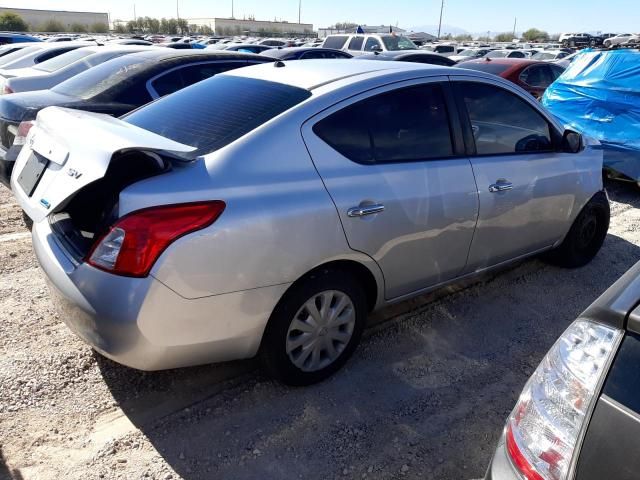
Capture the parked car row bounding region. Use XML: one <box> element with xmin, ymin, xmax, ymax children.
<box><xmin>1</xmin><ymin>34</ymin><xmax>608</xmax><ymax>388</ymax></box>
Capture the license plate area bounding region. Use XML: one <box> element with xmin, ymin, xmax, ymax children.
<box><xmin>17</xmin><ymin>151</ymin><xmax>49</xmax><ymax>197</ymax></box>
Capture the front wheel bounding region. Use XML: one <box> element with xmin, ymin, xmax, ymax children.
<box><xmin>543</xmin><ymin>193</ymin><xmax>610</xmax><ymax>268</ymax></box>
<box><xmin>260</xmin><ymin>268</ymin><xmax>366</xmax><ymax>386</ymax></box>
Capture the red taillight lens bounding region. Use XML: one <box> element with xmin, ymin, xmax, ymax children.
<box><xmin>12</xmin><ymin>120</ymin><xmax>34</xmax><ymax>146</ymax></box>
<box><xmin>506</xmin><ymin>425</ymin><xmax>545</xmax><ymax>480</ymax></box>
<box><xmin>2</xmin><ymin>84</ymin><xmax>13</xmax><ymax>95</ymax></box>
<box><xmin>87</xmin><ymin>201</ymin><xmax>226</xmax><ymax>277</ymax></box>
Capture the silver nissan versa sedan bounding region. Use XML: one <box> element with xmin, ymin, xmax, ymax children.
<box><xmin>12</xmin><ymin>60</ymin><xmax>608</xmax><ymax>385</ymax></box>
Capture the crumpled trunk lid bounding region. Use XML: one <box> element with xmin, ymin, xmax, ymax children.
<box><xmin>12</xmin><ymin>106</ymin><xmax>195</xmax><ymax>223</ymax></box>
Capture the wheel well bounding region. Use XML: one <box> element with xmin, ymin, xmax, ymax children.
<box><xmin>294</xmin><ymin>260</ymin><xmax>379</xmax><ymax>313</ymax></box>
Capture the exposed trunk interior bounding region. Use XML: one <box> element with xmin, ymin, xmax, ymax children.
<box><xmin>49</xmin><ymin>150</ymin><xmax>171</xmax><ymax>260</ymax></box>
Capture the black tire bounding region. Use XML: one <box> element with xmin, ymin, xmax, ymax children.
<box><xmin>543</xmin><ymin>193</ymin><xmax>610</xmax><ymax>268</ymax></box>
<box><xmin>22</xmin><ymin>210</ymin><xmax>33</xmax><ymax>230</ymax></box>
<box><xmin>260</xmin><ymin>267</ymin><xmax>366</xmax><ymax>386</ymax></box>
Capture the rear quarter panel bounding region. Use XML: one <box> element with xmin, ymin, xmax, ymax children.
<box><xmin>128</xmin><ymin>107</ymin><xmax>384</xmax><ymax>301</ymax></box>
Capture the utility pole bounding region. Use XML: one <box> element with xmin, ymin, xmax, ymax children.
<box><xmin>176</xmin><ymin>0</ymin><xmax>180</xmax><ymax>35</ymax></box>
<box><xmin>232</xmin><ymin>0</ymin><xmax>234</xmax><ymax>19</ymax></box>
<box><xmin>298</xmin><ymin>0</ymin><xmax>301</xmax><ymax>24</ymax></box>
<box><xmin>133</xmin><ymin>3</ymin><xmax>136</xmax><ymax>21</ymax></box>
<box><xmin>512</xmin><ymin>17</ymin><xmax>517</xmax><ymax>39</ymax></box>
<box><xmin>437</xmin><ymin>0</ymin><xmax>444</xmax><ymax>39</ymax></box>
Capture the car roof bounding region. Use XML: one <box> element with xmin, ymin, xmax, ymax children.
<box><xmin>126</xmin><ymin>49</ymin><xmax>269</xmax><ymax>62</ymax></box>
<box><xmin>463</xmin><ymin>58</ymin><xmax>546</xmax><ymax>67</ymax></box>
<box><xmin>263</xmin><ymin>47</ymin><xmax>348</xmax><ymax>58</ymax></box>
<box><xmin>223</xmin><ymin>58</ymin><xmax>467</xmax><ymax>91</ymax></box>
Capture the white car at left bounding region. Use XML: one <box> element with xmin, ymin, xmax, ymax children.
<box><xmin>0</xmin><ymin>45</ymin><xmax>152</xmax><ymax>95</ymax></box>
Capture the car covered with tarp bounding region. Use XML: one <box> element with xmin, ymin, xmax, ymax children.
<box><xmin>542</xmin><ymin>49</ymin><xmax>640</xmax><ymax>182</ymax></box>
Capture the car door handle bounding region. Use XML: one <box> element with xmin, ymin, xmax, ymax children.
<box><xmin>489</xmin><ymin>182</ymin><xmax>513</xmax><ymax>193</ymax></box>
<box><xmin>347</xmin><ymin>204</ymin><xmax>385</xmax><ymax>217</ymax></box>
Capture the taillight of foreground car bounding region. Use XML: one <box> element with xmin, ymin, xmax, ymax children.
<box><xmin>7</xmin><ymin>120</ymin><xmax>34</xmax><ymax>146</ymax></box>
<box><xmin>505</xmin><ymin>319</ymin><xmax>622</xmax><ymax>480</ymax></box>
<box><xmin>87</xmin><ymin>201</ymin><xmax>226</xmax><ymax>277</ymax></box>
<box><xmin>2</xmin><ymin>84</ymin><xmax>13</xmax><ymax>95</ymax></box>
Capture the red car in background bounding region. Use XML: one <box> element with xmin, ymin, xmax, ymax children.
<box><xmin>455</xmin><ymin>58</ymin><xmax>565</xmax><ymax>99</ymax></box>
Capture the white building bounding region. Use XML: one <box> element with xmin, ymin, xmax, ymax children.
<box><xmin>0</xmin><ymin>7</ymin><xmax>108</xmax><ymax>31</ymax></box>
<box><xmin>317</xmin><ymin>25</ymin><xmax>407</xmax><ymax>38</ymax></box>
<box><xmin>187</xmin><ymin>17</ymin><xmax>314</xmax><ymax>36</ymax></box>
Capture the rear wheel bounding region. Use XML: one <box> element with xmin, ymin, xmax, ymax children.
<box><xmin>543</xmin><ymin>193</ymin><xmax>610</xmax><ymax>268</ymax></box>
<box><xmin>260</xmin><ymin>268</ymin><xmax>366</xmax><ymax>386</ymax></box>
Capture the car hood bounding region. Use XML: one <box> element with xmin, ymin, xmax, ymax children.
<box><xmin>0</xmin><ymin>89</ymin><xmax>80</xmax><ymax>122</ymax></box>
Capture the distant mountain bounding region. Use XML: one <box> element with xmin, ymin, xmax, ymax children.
<box><xmin>407</xmin><ymin>24</ymin><xmax>469</xmax><ymax>36</ymax></box>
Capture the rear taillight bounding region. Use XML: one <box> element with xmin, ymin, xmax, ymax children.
<box><xmin>505</xmin><ymin>319</ymin><xmax>621</xmax><ymax>480</ymax></box>
<box><xmin>9</xmin><ymin>120</ymin><xmax>34</xmax><ymax>146</ymax></box>
<box><xmin>87</xmin><ymin>201</ymin><xmax>226</xmax><ymax>277</ymax></box>
<box><xmin>2</xmin><ymin>84</ymin><xmax>13</xmax><ymax>95</ymax></box>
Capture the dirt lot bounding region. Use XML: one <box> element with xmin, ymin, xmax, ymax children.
<box><xmin>2</xmin><ymin>181</ymin><xmax>640</xmax><ymax>480</ymax></box>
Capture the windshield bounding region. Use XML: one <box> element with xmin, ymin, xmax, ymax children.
<box><xmin>52</xmin><ymin>54</ymin><xmax>150</xmax><ymax>99</ymax></box>
<box><xmin>459</xmin><ymin>49</ymin><xmax>479</xmax><ymax>57</ymax></box>
<box><xmin>0</xmin><ymin>45</ymin><xmax>41</xmax><ymax>67</ymax></box>
<box><xmin>124</xmin><ymin>75</ymin><xmax>312</xmax><ymax>159</ymax></box>
<box><xmin>533</xmin><ymin>52</ymin><xmax>555</xmax><ymax>60</ymax></box>
<box><xmin>381</xmin><ymin>35</ymin><xmax>417</xmax><ymax>51</ymax></box>
<box><xmin>33</xmin><ymin>48</ymin><xmax>94</xmax><ymax>73</ymax></box>
<box><xmin>486</xmin><ymin>50</ymin><xmax>508</xmax><ymax>58</ymax></box>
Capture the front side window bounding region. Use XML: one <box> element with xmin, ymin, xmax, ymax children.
<box><xmin>364</xmin><ymin>37</ymin><xmax>382</xmax><ymax>52</ymax></box>
<box><xmin>381</xmin><ymin>35</ymin><xmax>417</xmax><ymax>51</ymax></box>
<box><xmin>313</xmin><ymin>84</ymin><xmax>453</xmax><ymax>164</ymax></box>
<box><xmin>459</xmin><ymin>82</ymin><xmax>553</xmax><ymax>155</ymax></box>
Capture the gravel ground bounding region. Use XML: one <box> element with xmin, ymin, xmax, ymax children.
<box><xmin>2</xmin><ymin>181</ymin><xmax>640</xmax><ymax>480</ymax></box>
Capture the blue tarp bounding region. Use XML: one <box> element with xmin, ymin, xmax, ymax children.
<box><xmin>542</xmin><ymin>49</ymin><xmax>640</xmax><ymax>180</ymax></box>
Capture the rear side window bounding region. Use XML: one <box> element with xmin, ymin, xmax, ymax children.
<box><xmin>313</xmin><ymin>84</ymin><xmax>453</xmax><ymax>164</ymax></box>
<box><xmin>348</xmin><ymin>37</ymin><xmax>364</xmax><ymax>50</ymax></box>
<box><xmin>519</xmin><ymin>65</ymin><xmax>552</xmax><ymax>87</ymax></box>
<box><xmin>323</xmin><ymin>36</ymin><xmax>348</xmax><ymax>49</ymax></box>
<box><xmin>459</xmin><ymin>82</ymin><xmax>552</xmax><ymax>155</ymax></box>
<box><xmin>124</xmin><ymin>75</ymin><xmax>311</xmax><ymax>159</ymax></box>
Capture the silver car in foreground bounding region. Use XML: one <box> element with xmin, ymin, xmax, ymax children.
<box><xmin>12</xmin><ymin>60</ymin><xmax>608</xmax><ymax>385</ymax></box>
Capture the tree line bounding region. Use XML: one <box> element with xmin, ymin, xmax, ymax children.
<box><xmin>0</xmin><ymin>12</ymin><xmax>108</xmax><ymax>33</ymax></box>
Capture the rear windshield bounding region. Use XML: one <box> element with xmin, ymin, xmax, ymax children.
<box><xmin>124</xmin><ymin>75</ymin><xmax>312</xmax><ymax>159</ymax></box>
<box><xmin>457</xmin><ymin>62</ymin><xmax>512</xmax><ymax>75</ymax></box>
<box><xmin>52</xmin><ymin>55</ymin><xmax>151</xmax><ymax>99</ymax></box>
<box><xmin>0</xmin><ymin>45</ymin><xmax>41</xmax><ymax>67</ymax></box>
<box><xmin>33</xmin><ymin>48</ymin><xmax>94</xmax><ymax>73</ymax></box>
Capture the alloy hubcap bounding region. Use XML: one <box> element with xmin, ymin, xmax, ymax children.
<box><xmin>285</xmin><ymin>290</ymin><xmax>355</xmax><ymax>372</ymax></box>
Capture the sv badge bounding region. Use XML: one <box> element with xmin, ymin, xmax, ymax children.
<box><xmin>67</xmin><ymin>168</ymin><xmax>82</xmax><ymax>179</ymax></box>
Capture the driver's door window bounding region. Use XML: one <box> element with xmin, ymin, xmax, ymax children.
<box><xmin>364</xmin><ymin>37</ymin><xmax>382</xmax><ymax>52</ymax></box>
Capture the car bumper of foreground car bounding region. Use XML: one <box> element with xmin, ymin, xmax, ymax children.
<box><xmin>31</xmin><ymin>219</ymin><xmax>291</xmax><ymax>371</ymax></box>
<box><xmin>484</xmin><ymin>433</ymin><xmax>520</xmax><ymax>480</ymax></box>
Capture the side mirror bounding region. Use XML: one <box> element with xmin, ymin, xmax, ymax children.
<box><xmin>562</xmin><ymin>130</ymin><xmax>583</xmax><ymax>153</ymax></box>
<box><xmin>370</xmin><ymin>45</ymin><xmax>382</xmax><ymax>52</ymax></box>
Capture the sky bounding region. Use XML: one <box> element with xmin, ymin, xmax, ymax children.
<box><xmin>2</xmin><ymin>0</ymin><xmax>638</xmax><ymax>34</ymax></box>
